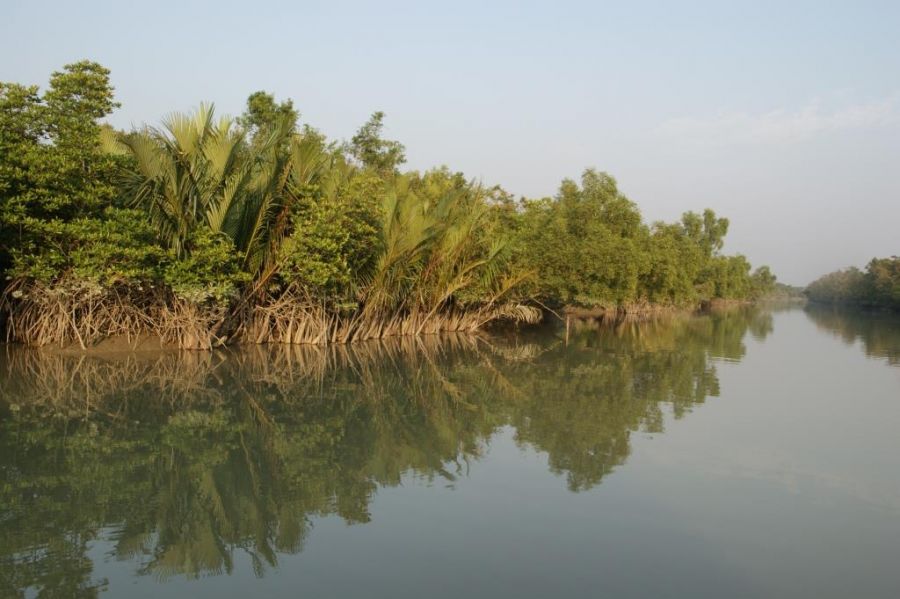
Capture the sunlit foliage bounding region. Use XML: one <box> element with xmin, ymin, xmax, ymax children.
<box><xmin>0</xmin><ymin>61</ymin><xmax>775</xmax><ymax>348</ymax></box>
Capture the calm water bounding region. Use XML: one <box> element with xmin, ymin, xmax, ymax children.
<box><xmin>1</xmin><ymin>305</ymin><xmax>899</xmax><ymax>598</ymax></box>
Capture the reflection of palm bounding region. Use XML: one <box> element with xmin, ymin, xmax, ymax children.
<box><xmin>0</xmin><ymin>309</ymin><xmax>766</xmax><ymax>587</ymax></box>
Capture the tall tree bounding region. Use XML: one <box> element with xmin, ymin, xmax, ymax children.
<box><xmin>116</xmin><ymin>104</ymin><xmax>297</xmax><ymax>275</ymax></box>
<box><xmin>0</xmin><ymin>60</ymin><xmax>121</xmax><ymax>276</ymax></box>
<box><xmin>238</xmin><ymin>91</ymin><xmax>298</xmax><ymax>139</ymax></box>
<box><xmin>347</xmin><ymin>111</ymin><xmax>406</xmax><ymax>173</ymax></box>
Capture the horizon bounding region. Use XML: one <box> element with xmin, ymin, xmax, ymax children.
<box><xmin>3</xmin><ymin>0</ymin><xmax>899</xmax><ymax>285</ymax></box>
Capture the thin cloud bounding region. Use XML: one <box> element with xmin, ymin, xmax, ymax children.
<box><xmin>658</xmin><ymin>95</ymin><xmax>900</xmax><ymax>145</ymax></box>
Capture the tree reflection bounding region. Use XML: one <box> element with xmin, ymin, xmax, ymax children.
<box><xmin>804</xmin><ymin>305</ymin><xmax>900</xmax><ymax>365</ymax></box>
<box><xmin>0</xmin><ymin>307</ymin><xmax>768</xmax><ymax>594</ymax></box>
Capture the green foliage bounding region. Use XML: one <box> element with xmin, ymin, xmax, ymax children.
<box><xmin>115</xmin><ymin>105</ymin><xmax>287</xmax><ymax>269</ymax></box>
<box><xmin>749</xmin><ymin>265</ymin><xmax>778</xmax><ymax>298</ymax></box>
<box><xmin>279</xmin><ymin>164</ymin><xmax>382</xmax><ymax>299</ymax></box>
<box><xmin>701</xmin><ymin>254</ymin><xmax>753</xmax><ymax>300</ymax></box>
<box><xmin>865</xmin><ymin>256</ymin><xmax>900</xmax><ymax>308</ymax></box>
<box><xmin>516</xmin><ymin>170</ymin><xmax>647</xmax><ymax>307</ymax></box>
<box><xmin>640</xmin><ymin>222</ymin><xmax>703</xmax><ymax>304</ymax></box>
<box><xmin>1</xmin><ymin>61</ymin><xmax>777</xmax><ymax>348</ymax></box>
<box><xmin>238</xmin><ymin>91</ymin><xmax>298</xmax><ymax>138</ymax></box>
<box><xmin>363</xmin><ymin>168</ymin><xmax>520</xmax><ymax>317</ymax></box>
<box><xmin>513</xmin><ymin>170</ymin><xmax>764</xmax><ymax>308</ymax></box>
<box><xmin>8</xmin><ymin>208</ymin><xmax>245</xmax><ymax>305</ymax></box>
<box><xmin>806</xmin><ymin>256</ymin><xmax>900</xmax><ymax>310</ymax></box>
<box><xmin>162</xmin><ymin>228</ymin><xmax>249</xmax><ymax>304</ymax></box>
<box><xmin>347</xmin><ymin>111</ymin><xmax>406</xmax><ymax>173</ymax></box>
<box><xmin>681</xmin><ymin>208</ymin><xmax>729</xmax><ymax>258</ymax></box>
<box><xmin>0</xmin><ymin>61</ymin><xmax>122</xmax><ymax>274</ymax></box>
<box><xmin>806</xmin><ymin>267</ymin><xmax>867</xmax><ymax>304</ymax></box>
<box><xmin>10</xmin><ymin>208</ymin><xmax>165</xmax><ymax>285</ymax></box>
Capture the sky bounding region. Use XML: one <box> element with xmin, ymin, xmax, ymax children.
<box><xmin>2</xmin><ymin>0</ymin><xmax>899</xmax><ymax>285</ymax></box>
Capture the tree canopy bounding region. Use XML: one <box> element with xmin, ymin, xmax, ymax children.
<box><xmin>0</xmin><ymin>61</ymin><xmax>777</xmax><ymax>349</ymax></box>
<box><xmin>806</xmin><ymin>257</ymin><xmax>900</xmax><ymax>310</ymax></box>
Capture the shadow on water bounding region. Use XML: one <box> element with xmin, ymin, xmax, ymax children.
<box><xmin>804</xmin><ymin>304</ymin><xmax>900</xmax><ymax>365</ymax></box>
<box><xmin>0</xmin><ymin>307</ymin><xmax>772</xmax><ymax>595</ymax></box>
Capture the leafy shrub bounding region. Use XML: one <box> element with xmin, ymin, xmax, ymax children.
<box><xmin>162</xmin><ymin>228</ymin><xmax>250</xmax><ymax>304</ymax></box>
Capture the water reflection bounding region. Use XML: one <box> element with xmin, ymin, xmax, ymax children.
<box><xmin>0</xmin><ymin>307</ymin><xmax>771</xmax><ymax>595</ymax></box>
<box><xmin>804</xmin><ymin>305</ymin><xmax>900</xmax><ymax>365</ymax></box>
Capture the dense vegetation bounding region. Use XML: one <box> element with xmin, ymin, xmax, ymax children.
<box><xmin>0</xmin><ymin>61</ymin><xmax>776</xmax><ymax>349</ymax></box>
<box><xmin>805</xmin><ymin>256</ymin><xmax>900</xmax><ymax>310</ymax></box>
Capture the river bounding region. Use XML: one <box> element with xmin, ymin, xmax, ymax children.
<box><xmin>1</xmin><ymin>304</ymin><xmax>899</xmax><ymax>598</ymax></box>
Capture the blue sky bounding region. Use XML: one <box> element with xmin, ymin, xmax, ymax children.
<box><xmin>3</xmin><ymin>0</ymin><xmax>899</xmax><ymax>283</ymax></box>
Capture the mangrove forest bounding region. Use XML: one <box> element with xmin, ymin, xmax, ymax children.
<box><xmin>0</xmin><ymin>61</ymin><xmax>778</xmax><ymax>350</ymax></box>
<box><xmin>805</xmin><ymin>256</ymin><xmax>900</xmax><ymax>310</ymax></box>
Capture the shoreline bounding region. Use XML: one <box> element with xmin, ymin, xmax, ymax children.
<box><xmin>1</xmin><ymin>298</ymin><xmax>775</xmax><ymax>355</ymax></box>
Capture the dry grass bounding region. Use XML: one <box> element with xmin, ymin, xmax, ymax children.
<box><xmin>1</xmin><ymin>279</ymin><xmax>231</xmax><ymax>350</ymax></box>
<box><xmin>1</xmin><ymin>279</ymin><xmax>161</xmax><ymax>349</ymax></box>
<box><xmin>239</xmin><ymin>289</ymin><xmax>542</xmax><ymax>346</ymax></box>
<box><xmin>1</xmin><ymin>277</ymin><xmax>542</xmax><ymax>351</ymax></box>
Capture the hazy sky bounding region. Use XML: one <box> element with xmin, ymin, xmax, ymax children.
<box><xmin>3</xmin><ymin>0</ymin><xmax>899</xmax><ymax>284</ymax></box>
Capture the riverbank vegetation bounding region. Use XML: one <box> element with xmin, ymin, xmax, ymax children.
<box><xmin>0</xmin><ymin>61</ymin><xmax>776</xmax><ymax>349</ymax></box>
<box><xmin>805</xmin><ymin>256</ymin><xmax>900</xmax><ymax>310</ymax></box>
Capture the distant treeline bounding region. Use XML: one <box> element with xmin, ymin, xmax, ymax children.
<box><xmin>805</xmin><ymin>257</ymin><xmax>900</xmax><ymax>310</ymax></box>
<box><xmin>0</xmin><ymin>61</ymin><xmax>776</xmax><ymax>349</ymax></box>
<box><xmin>765</xmin><ymin>282</ymin><xmax>806</xmax><ymax>301</ymax></box>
